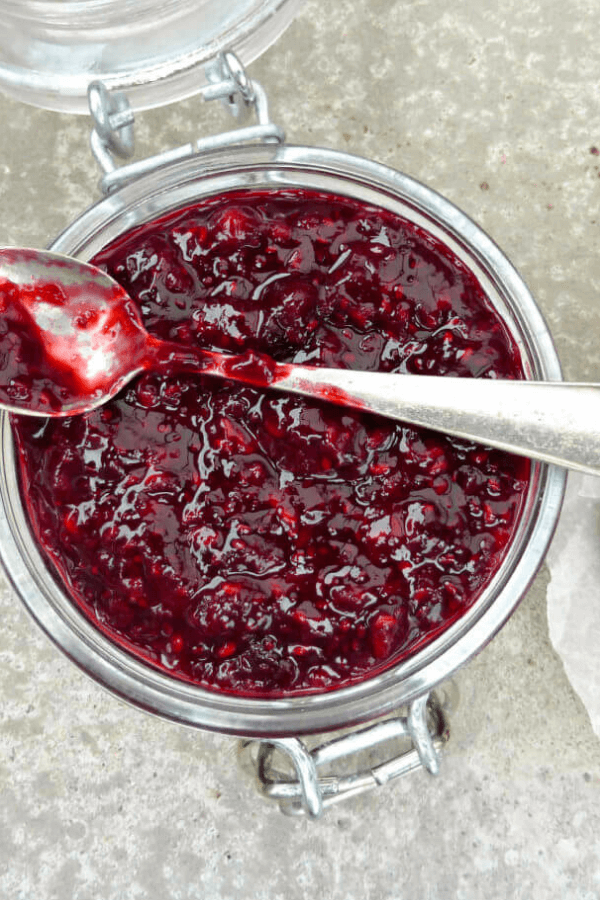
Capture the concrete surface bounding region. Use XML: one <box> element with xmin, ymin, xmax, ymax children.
<box><xmin>1</xmin><ymin>0</ymin><xmax>600</xmax><ymax>897</ymax></box>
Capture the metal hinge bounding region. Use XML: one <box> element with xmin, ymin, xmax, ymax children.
<box><xmin>237</xmin><ymin>690</ymin><xmax>452</xmax><ymax>819</ymax></box>
<box><xmin>88</xmin><ymin>51</ymin><xmax>285</xmax><ymax>195</ymax></box>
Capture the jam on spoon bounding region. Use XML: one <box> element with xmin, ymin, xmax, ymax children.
<box><xmin>12</xmin><ymin>188</ymin><xmax>531</xmax><ymax>697</ymax></box>
<box><xmin>1</xmin><ymin>245</ymin><xmax>598</xmax><ymax>473</ymax></box>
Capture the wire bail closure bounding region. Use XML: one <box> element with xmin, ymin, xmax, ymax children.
<box><xmin>238</xmin><ymin>691</ymin><xmax>451</xmax><ymax>818</ymax></box>
<box><xmin>88</xmin><ymin>51</ymin><xmax>285</xmax><ymax>194</ymax></box>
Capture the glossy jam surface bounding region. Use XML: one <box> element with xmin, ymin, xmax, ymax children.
<box><xmin>13</xmin><ymin>189</ymin><xmax>529</xmax><ymax>696</ymax></box>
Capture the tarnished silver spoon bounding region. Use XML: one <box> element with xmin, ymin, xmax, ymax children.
<box><xmin>0</xmin><ymin>246</ymin><xmax>597</xmax><ymax>476</ymax></box>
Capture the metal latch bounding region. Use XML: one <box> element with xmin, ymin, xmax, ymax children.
<box><xmin>88</xmin><ymin>51</ymin><xmax>285</xmax><ymax>195</ymax></box>
<box><xmin>238</xmin><ymin>691</ymin><xmax>451</xmax><ymax>819</ymax></box>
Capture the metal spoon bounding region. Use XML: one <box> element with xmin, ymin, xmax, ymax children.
<box><xmin>0</xmin><ymin>246</ymin><xmax>598</xmax><ymax>476</ymax></box>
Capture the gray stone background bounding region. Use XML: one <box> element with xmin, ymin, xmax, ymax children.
<box><xmin>1</xmin><ymin>0</ymin><xmax>600</xmax><ymax>897</ymax></box>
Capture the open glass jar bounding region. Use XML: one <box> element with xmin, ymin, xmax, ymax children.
<box><xmin>0</xmin><ymin>129</ymin><xmax>566</xmax><ymax>811</ymax></box>
<box><xmin>0</xmin><ymin>21</ymin><xmax>566</xmax><ymax>816</ymax></box>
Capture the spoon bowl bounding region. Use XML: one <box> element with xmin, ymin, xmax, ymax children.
<box><xmin>0</xmin><ymin>247</ymin><xmax>153</xmax><ymax>415</ymax></box>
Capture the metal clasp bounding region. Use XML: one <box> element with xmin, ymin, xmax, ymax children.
<box><xmin>238</xmin><ymin>691</ymin><xmax>451</xmax><ymax>819</ymax></box>
<box><xmin>88</xmin><ymin>51</ymin><xmax>285</xmax><ymax>195</ymax></box>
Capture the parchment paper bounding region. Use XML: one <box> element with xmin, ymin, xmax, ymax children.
<box><xmin>546</xmin><ymin>473</ymin><xmax>600</xmax><ymax>738</ymax></box>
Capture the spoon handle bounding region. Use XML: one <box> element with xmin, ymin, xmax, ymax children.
<box><xmin>273</xmin><ymin>367</ymin><xmax>600</xmax><ymax>476</ymax></box>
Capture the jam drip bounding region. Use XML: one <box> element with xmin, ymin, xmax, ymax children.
<box><xmin>13</xmin><ymin>189</ymin><xmax>529</xmax><ymax>696</ymax></box>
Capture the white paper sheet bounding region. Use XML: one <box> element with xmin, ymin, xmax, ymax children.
<box><xmin>546</xmin><ymin>473</ymin><xmax>600</xmax><ymax>738</ymax></box>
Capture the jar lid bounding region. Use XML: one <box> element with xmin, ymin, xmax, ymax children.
<box><xmin>0</xmin><ymin>0</ymin><xmax>301</xmax><ymax>114</ymax></box>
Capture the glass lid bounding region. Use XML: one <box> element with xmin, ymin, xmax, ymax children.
<box><xmin>0</xmin><ymin>0</ymin><xmax>301</xmax><ymax>114</ymax></box>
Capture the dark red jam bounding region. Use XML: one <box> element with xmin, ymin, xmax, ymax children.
<box><xmin>12</xmin><ymin>189</ymin><xmax>529</xmax><ymax>697</ymax></box>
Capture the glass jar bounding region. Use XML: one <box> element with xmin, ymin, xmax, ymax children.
<box><xmin>0</xmin><ymin>0</ymin><xmax>301</xmax><ymax>112</ymax></box>
<box><xmin>0</xmin><ymin>140</ymin><xmax>566</xmax><ymax>749</ymax></box>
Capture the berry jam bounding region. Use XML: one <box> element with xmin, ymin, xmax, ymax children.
<box><xmin>12</xmin><ymin>189</ymin><xmax>529</xmax><ymax>697</ymax></box>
